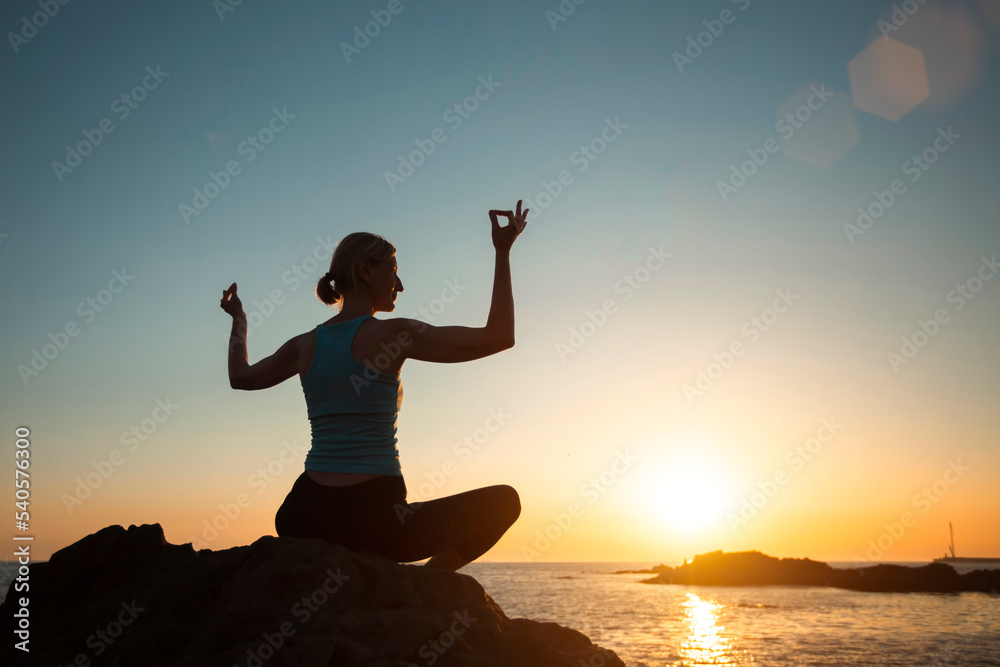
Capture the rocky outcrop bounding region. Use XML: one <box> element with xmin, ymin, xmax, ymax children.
<box><xmin>632</xmin><ymin>550</ymin><xmax>1000</xmax><ymax>593</ymax></box>
<box><xmin>1</xmin><ymin>524</ymin><xmax>625</xmax><ymax>666</ymax></box>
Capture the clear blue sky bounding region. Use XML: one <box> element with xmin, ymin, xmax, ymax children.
<box><xmin>2</xmin><ymin>0</ymin><xmax>998</xmax><ymax>561</ymax></box>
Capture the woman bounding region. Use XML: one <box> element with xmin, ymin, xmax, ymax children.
<box><xmin>219</xmin><ymin>201</ymin><xmax>529</xmax><ymax>571</ymax></box>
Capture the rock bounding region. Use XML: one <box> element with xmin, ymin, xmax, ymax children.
<box><xmin>1</xmin><ymin>524</ymin><xmax>626</xmax><ymax>667</ymax></box>
<box><xmin>637</xmin><ymin>550</ymin><xmax>1000</xmax><ymax>593</ymax></box>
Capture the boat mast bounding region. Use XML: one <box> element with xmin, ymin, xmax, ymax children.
<box><xmin>948</xmin><ymin>521</ymin><xmax>956</xmax><ymax>558</ymax></box>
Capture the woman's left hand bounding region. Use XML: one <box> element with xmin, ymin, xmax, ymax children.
<box><xmin>221</xmin><ymin>282</ymin><xmax>245</xmax><ymax>318</ymax></box>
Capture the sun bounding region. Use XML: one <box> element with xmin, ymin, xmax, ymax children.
<box><xmin>634</xmin><ymin>435</ymin><xmax>735</xmax><ymax>534</ymax></box>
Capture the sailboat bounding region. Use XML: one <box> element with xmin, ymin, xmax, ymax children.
<box><xmin>932</xmin><ymin>522</ymin><xmax>1000</xmax><ymax>564</ymax></box>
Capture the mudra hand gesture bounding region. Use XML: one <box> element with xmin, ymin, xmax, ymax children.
<box><xmin>490</xmin><ymin>199</ymin><xmax>529</xmax><ymax>252</ymax></box>
<box><xmin>220</xmin><ymin>282</ymin><xmax>245</xmax><ymax>318</ymax></box>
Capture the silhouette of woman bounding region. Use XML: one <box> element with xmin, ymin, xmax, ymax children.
<box><xmin>219</xmin><ymin>201</ymin><xmax>529</xmax><ymax>571</ymax></box>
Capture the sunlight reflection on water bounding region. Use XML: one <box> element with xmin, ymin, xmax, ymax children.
<box><xmin>680</xmin><ymin>592</ymin><xmax>737</xmax><ymax>665</ymax></box>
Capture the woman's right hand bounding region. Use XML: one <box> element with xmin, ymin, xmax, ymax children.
<box><xmin>220</xmin><ymin>282</ymin><xmax>245</xmax><ymax>319</ymax></box>
<box><xmin>489</xmin><ymin>200</ymin><xmax>529</xmax><ymax>253</ymax></box>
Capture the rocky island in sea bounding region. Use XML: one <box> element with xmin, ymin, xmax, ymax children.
<box><xmin>1</xmin><ymin>524</ymin><xmax>625</xmax><ymax>667</ymax></box>
<box><xmin>616</xmin><ymin>550</ymin><xmax>1000</xmax><ymax>593</ymax></box>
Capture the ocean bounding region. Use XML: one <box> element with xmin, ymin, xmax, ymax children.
<box><xmin>461</xmin><ymin>562</ymin><xmax>1000</xmax><ymax>667</ymax></box>
<box><xmin>3</xmin><ymin>560</ymin><xmax>997</xmax><ymax>665</ymax></box>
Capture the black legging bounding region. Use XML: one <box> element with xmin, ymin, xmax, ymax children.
<box><xmin>274</xmin><ymin>472</ymin><xmax>520</xmax><ymax>563</ymax></box>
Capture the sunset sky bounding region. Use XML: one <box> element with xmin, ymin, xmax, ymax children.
<box><xmin>2</xmin><ymin>0</ymin><xmax>998</xmax><ymax>564</ymax></box>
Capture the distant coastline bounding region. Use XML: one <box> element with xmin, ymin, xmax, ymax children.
<box><xmin>613</xmin><ymin>550</ymin><xmax>1000</xmax><ymax>593</ymax></box>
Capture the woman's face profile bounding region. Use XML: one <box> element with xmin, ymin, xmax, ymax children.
<box><xmin>376</xmin><ymin>255</ymin><xmax>402</xmax><ymax>312</ymax></box>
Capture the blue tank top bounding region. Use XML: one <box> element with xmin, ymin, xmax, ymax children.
<box><xmin>299</xmin><ymin>316</ymin><xmax>403</xmax><ymax>475</ymax></box>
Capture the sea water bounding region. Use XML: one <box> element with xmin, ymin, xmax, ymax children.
<box><xmin>462</xmin><ymin>562</ymin><xmax>1000</xmax><ymax>667</ymax></box>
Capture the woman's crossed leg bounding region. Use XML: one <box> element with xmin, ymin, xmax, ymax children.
<box><xmin>378</xmin><ymin>484</ymin><xmax>521</xmax><ymax>570</ymax></box>
<box><xmin>275</xmin><ymin>474</ymin><xmax>521</xmax><ymax>572</ymax></box>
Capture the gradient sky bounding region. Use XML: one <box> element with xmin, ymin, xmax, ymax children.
<box><xmin>2</xmin><ymin>0</ymin><xmax>998</xmax><ymax>563</ymax></box>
